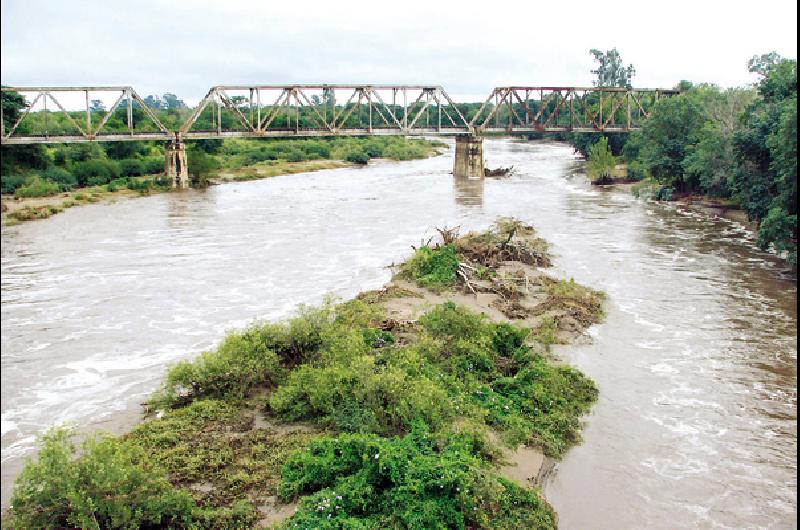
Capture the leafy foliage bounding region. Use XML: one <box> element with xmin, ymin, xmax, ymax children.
<box><xmin>590</xmin><ymin>48</ymin><xmax>636</xmax><ymax>88</ymax></box>
<box><xmin>277</xmin><ymin>424</ymin><xmax>556</xmax><ymax>530</ymax></box>
<box><xmin>586</xmin><ymin>136</ymin><xmax>617</xmax><ymax>183</ymax></box>
<box><xmin>152</xmin><ymin>306</ymin><xmax>332</xmax><ymax>408</ymax></box>
<box><xmin>13</xmin><ymin>176</ymin><xmax>61</xmax><ymax>198</ymax></box>
<box><xmin>7</xmin><ymin>427</ymin><xmax>202</xmax><ymax>529</ymax></box>
<box><xmin>400</xmin><ymin>244</ymin><xmax>459</xmax><ymax>289</ymax></box>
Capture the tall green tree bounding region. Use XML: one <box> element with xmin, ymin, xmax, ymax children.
<box><xmin>740</xmin><ymin>55</ymin><xmax>797</xmax><ymax>264</ymax></box>
<box><xmin>590</xmin><ymin>48</ymin><xmax>636</xmax><ymax>88</ymax></box>
<box><xmin>637</xmin><ymin>94</ymin><xmax>707</xmax><ymax>191</ymax></box>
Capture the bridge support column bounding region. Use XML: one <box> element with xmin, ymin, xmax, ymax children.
<box><xmin>453</xmin><ymin>135</ymin><xmax>484</xmax><ymax>178</ymax></box>
<box><xmin>164</xmin><ymin>138</ymin><xmax>189</xmax><ymax>189</ymax></box>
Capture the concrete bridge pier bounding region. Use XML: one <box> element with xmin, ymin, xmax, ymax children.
<box><xmin>164</xmin><ymin>137</ymin><xmax>189</xmax><ymax>189</ymax></box>
<box><xmin>453</xmin><ymin>135</ymin><xmax>484</xmax><ymax>178</ymax></box>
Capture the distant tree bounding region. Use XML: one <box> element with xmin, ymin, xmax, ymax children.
<box><xmin>590</xmin><ymin>48</ymin><xmax>636</xmax><ymax>88</ymax></box>
<box><xmin>143</xmin><ymin>95</ymin><xmax>163</xmax><ymax>110</ymax></box>
<box><xmin>747</xmin><ymin>51</ymin><xmax>783</xmax><ymax>77</ymax></box>
<box><xmin>162</xmin><ymin>93</ymin><xmax>186</xmax><ymax>110</ymax></box>
<box><xmin>90</xmin><ymin>99</ymin><xmax>105</xmax><ymax>113</ymax></box>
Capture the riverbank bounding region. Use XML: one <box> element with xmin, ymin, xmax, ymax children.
<box><xmin>0</xmin><ymin>162</ymin><xmax>355</xmax><ymax>226</ymax></box>
<box><xmin>602</xmin><ymin>178</ymin><xmax>758</xmax><ymax>229</ymax></box>
<box><xmin>1</xmin><ymin>137</ymin><xmax>446</xmax><ymax>226</ymax></box>
<box><xmin>5</xmin><ymin>218</ymin><xmax>604</xmax><ymax>529</ymax></box>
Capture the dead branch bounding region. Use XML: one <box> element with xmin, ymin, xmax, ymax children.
<box><xmin>457</xmin><ymin>267</ymin><xmax>477</xmax><ymax>295</ymax></box>
<box><xmin>436</xmin><ymin>225</ymin><xmax>461</xmax><ymax>245</ymax></box>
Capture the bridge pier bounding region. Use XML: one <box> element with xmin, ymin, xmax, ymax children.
<box><xmin>164</xmin><ymin>138</ymin><xmax>189</xmax><ymax>189</ymax></box>
<box><xmin>453</xmin><ymin>135</ymin><xmax>484</xmax><ymax>178</ymax></box>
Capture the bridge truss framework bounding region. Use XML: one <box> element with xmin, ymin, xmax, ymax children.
<box><xmin>1</xmin><ymin>84</ymin><xmax>679</xmax><ymax>145</ymax></box>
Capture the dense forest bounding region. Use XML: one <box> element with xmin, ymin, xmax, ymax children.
<box><xmin>576</xmin><ymin>50</ymin><xmax>797</xmax><ymax>267</ymax></box>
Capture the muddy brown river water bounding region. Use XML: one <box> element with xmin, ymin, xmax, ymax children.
<box><xmin>1</xmin><ymin>138</ymin><xmax>796</xmax><ymax>527</ymax></box>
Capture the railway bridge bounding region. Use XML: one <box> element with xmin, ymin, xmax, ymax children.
<box><xmin>1</xmin><ymin>84</ymin><xmax>678</xmax><ymax>185</ymax></box>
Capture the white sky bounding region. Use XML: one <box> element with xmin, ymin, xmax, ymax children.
<box><xmin>1</xmin><ymin>0</ymin><xmax>797</xmax><ymax>104</ymax></box>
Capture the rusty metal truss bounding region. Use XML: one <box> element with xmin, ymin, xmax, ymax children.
<box><xmin>0</xmin><ymin>86</ymin><xmax>171</xmax><ymax>144</ymax></box>
<box><xmin>1</xmin><ymin>85</ymin><xmax>679</xmax><ymax>144</ymax></box>
<box><xmin>473</xmin><ymin>86</ymin><xmax>679</xmax><ymax>133</ymax></box>
<box><xmin>179</xmin><ymin>85</ymin><xmax>471</xmax><ymax>138</ymax></box>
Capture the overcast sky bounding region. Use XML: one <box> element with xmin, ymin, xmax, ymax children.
<box><xmin>1</xmin><ymin>0</ymin><xmax>797</xmax><ymax>104</ymax></box>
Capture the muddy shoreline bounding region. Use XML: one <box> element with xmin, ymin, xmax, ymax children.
<box><xmin>0</xmin><ymin>159</ymin><xmax>356</xmax><ymax>226</ymax></box>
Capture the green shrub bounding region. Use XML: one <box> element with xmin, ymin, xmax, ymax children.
<box><xmin>1</xmin><ymin>173</ymin><xmax>29</xmax><ymax>194</ymax></box>
<box><xmin>141</xmin><ymin>156</ymin><xmax>165</xmax><ymax>175</ymax></box>
<box><xmin>655</xmin><ymin>186</ymin><xmax>675</xmax><ymax>201</ymax></box>
<box><xmin>126</xmin><ymin>178</ymin><xmax>153</xmax><ymax>191</ymax></box>
<box><xmin>7</xmin><ymin>204</ymin><xmax>62</xmax><ymax>221</ymax></box>
<box><xmin>14</xmin><ymin>176</ymin><xmax>61</xmax><ymax>198</ymax></box>
<box><xmin>106</xmin><ymin>177</ymin><xmax>129</xmax><ymax>192</ymax></box>
<box><xmin>154</xmin><ymin>306</ymin><xmax>331</xmax><ymax>407</ymax></box>
<box><xmin>7</xmin><ymin>426</ymin><xmax>201</xmax><ymax>529</ymax></box>
<box><xmin>154</xmin><ymin>327</ymin><xmax>284</xmax><ymax>407</ymax></box>
<box><xmin>277</xmin><ymin>424</ymin><xmax>557</xmax><ymax>529</ymax></box>
<box><xmin>362</xmin><ymin>139</ymin><xmax>385</xmax><ymax>158</ymax></box>
<box><xmin>118</xmin><ymin>158</ymin><xmax>144</xmax><ymax>177</ymax></box>
<box><xmin>631</xmin><ymin>176</ymin><xmax>659</xmax><ymax>198</ymax></box>
<box><xmin>626</xmin><ymin>159</ymin><xmax>648</xmax><ymax>181</ymax></box>
<box><xmin>304</xmin><ymin>141</ymin><xmax>331</xmax><ymax>159</ymax></box>
<box><xmin>586</xmin><ymin>136</ymin><xmax>617</xmax><ymax>183</ymax></box>
<box><xmin>401</xmin><ymin>245</ymin><xmax>459</xmax><ymax>289</ymax></box>
<box><xmin>344</xmin><ymin>148</ymin><xmax>370</xmax><ymax>165</ymax></box>
<box><xmin>383</xmin><ymin>141</ymin><xmax>430</xmax><ymax>161</ymax></box>
<box><xmin>40</xmin><ymin>166</ymin><xmax>78</xmax><ymax>191</ymax></box>
<box><xmin>757</xmin><ymin>205</ymin><xmax>797</xmax><ymax>266</ymax></box>
<box><xmin>269</xmin><ymin>354</ymin><xmax>453</xmax><ymax>435</ymax></box>
<box><xmin>187</xmin><ymin>150</ymin><xmax>221</xmax><ymax>183</ymax></box>
<box><xmin>283</xmin><ymin>148</ymin><xmax>307</xmax><ymax>162</ymax></box>
<box><xmin>419</xmin><ymin>301</ymin><xmax>488</xmax><ymax>342</ymax></box>
<box><xmin>469</xmin><ymin>361</ymin><xmax>598</xmax><ymax>455</ymax></box>
<box><xmin>71</xmin><ymin>159</ymin><xmax>121</xmax><ymax>186</ymax></box>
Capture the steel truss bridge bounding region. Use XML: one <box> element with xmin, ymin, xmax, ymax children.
<box><xmin>0</xmin><ymin>85</ymin><xmax>678</xmax><ymax>145</ymax></box>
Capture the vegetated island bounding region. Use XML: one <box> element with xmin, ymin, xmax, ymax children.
<box><xmin>6</xmin><ymin>218</ymin><xmax>605</xmax><ymax>529</ymax></box>
<box><xmin>0</xmin><ymin>136</ymin><xmax>445</xmax><ymax>225</ymax></box>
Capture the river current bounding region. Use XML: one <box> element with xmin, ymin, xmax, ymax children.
<box><xmin>1</xmin><ymin>139</ymin><xmax>796</xmax><ymax>527</ymax></box>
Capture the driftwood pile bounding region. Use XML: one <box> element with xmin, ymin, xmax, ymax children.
<box><xmin>484</xmin><ymin>166</ymin><xmax>515</xmax><ymax>177</ymax></box>
<box><xmin>443</xmin><ymin>220</ymin><xmax>553</xmax><ymax>318</ymax></box>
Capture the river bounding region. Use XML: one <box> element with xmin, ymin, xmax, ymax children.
<box><xmin>1</xmin><ymin>138</ymin><xmax>796</xmax><ymax>528</ymax></box>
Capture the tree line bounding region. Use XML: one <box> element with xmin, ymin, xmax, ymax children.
<box><xmin>585</xmin><ymin>50</ymin><xmax>796</xmax><ymax>267</ymax></box>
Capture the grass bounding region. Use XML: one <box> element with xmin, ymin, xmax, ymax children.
<box><xmin>6</xmin><ymin>204</ymin><xmax>63</xmax><ymax>222</ymax></box>
<box><xmin>13</xmin><ymin>177</ymin><xmax>61</xmax><ymax>198</ymax></box>
<box><xmin>8</xmin><ymin>222</ymin><xmax>600</xmax><ymax>529</ymax></box>
<box><xmin>217</xmin><ymin>136</ymin><xmax>444</xmax><ymax>172</ymax></box>
<box><xmin>225</xmin><ymin>160</ymin><xmax>352</xmax><ymax>182</ymax></box>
